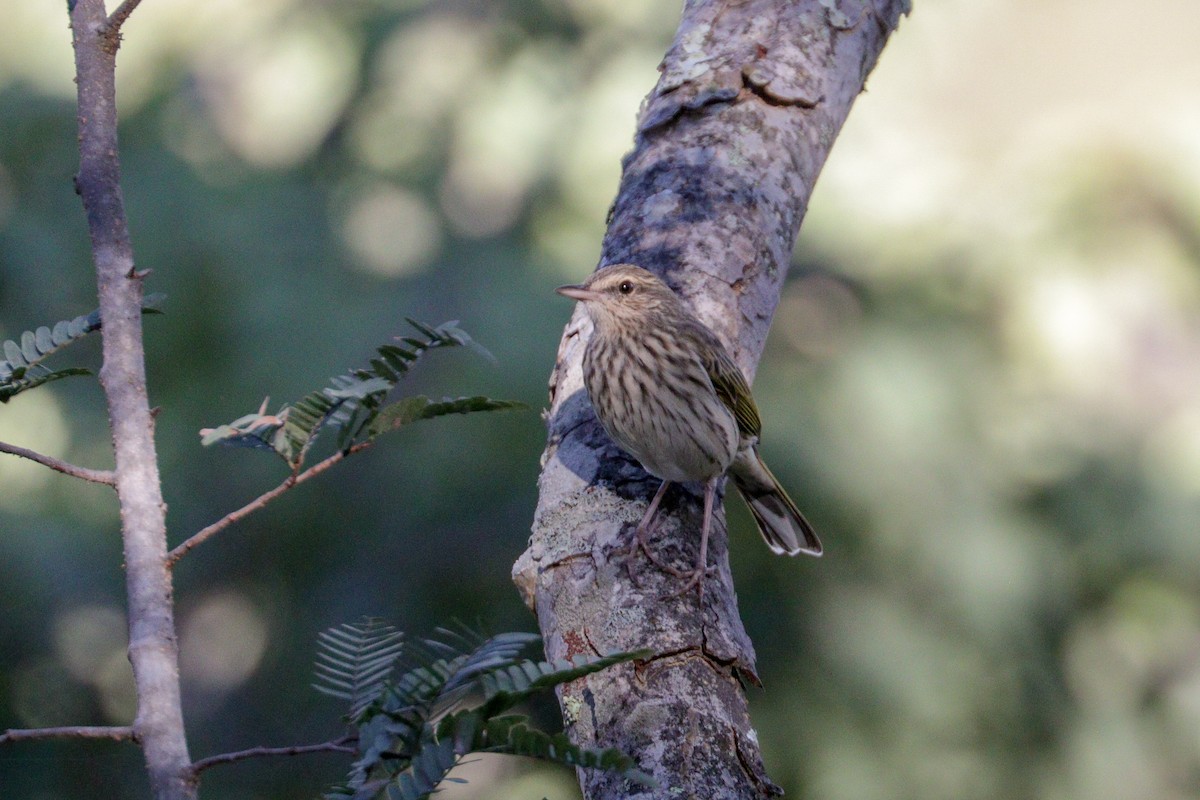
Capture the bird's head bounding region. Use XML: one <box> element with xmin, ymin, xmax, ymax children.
<box><xmin>556</xmin><ymin>264</ymin><xmax>682</xmax><ymax>331</ymax></box>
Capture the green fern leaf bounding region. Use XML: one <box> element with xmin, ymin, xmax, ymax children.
<box><xmin>435</xmin><ymin>629</ymin><xmax>540</xmax><ymax>693</ymax></box>
<box><xmin>0</xmin><ymin>297</ymin><xmax>162</xmax><ymax>403</ymax></box>
<box><xmin>403</xmin><ymin>319</ymin><xmax>440</xmax><ymax>340</ymax></box>
<box><xmin>383</xmin><ymin>738</ymin><xmax>457</xmax><ymax>800</ymax></box>
<box><xmin>3</xmin><ymin>339</ymin><xmax>25</xmax><ymax>368</ymax></box>
<box><xmin>337</xmin><ymin>628</ymin><xmax>541</xmax><ymax>794</ymax></box>
<box><xmin>34</xmin><ymin>326</ymin><xmax>52</xmax><ymax>353</ymax></box>
<box><xmin>313</xmin><ymin>619</ymin><xmax>405</xmax><ymax>717</ymax></box>
<box><xmin>491</xmin><ymin>722</ymin><xmax>652</xmax><ymax>784</ymax></box>
<box><xmin>204</xmin><ymin>320</ymin><xmax>516</xmax><ymax>467</ymax></box>
<box><xmin>432</xmin><ymin>713</ymin><xmax>655</xmax><ymax>788</ymax></box>
<box><xmin>0</xmin><ymin>367</ymin><xmax>93</xmax><ymax>404</ymax></box>
<box><xmin>20</xmin><ymin>331</ymin><xmax>39</xmax><ymax>363</ymax></box>
<box><xmin>376</xmin><ymin>345</ymin><xmax>417</xmax><ymax>374</ymax></box>
<box><xmin>422</xmin><ymin>320</ymin><xmax>495</xmax><ymax>363</ymax></box>
<box><xmin>368</xmin><ymin>358</ymin><xmax>399</xmax><ymax>383</ymax></box>
<box><xmin>0</xmin><ymin>309</ymin><xmax>99</xmax><ymax>378</ymax></box>
<box><xmin>475</xmin><ymin>650</ymin><xmax>651</xmax><ymax>719</ymax></box>
<box><xmin>366</xmin><ymin>396</ymin><xmax>525</xmax><ymax>438</ymax></box>
<box><xmin>384</xmin><ymin>629</ymin><xmax>539</xmax><ymax>716</ymax></box>
<box><xmin>276</xmin><ymin>390</ymin><xmax>339</xmax><ymax>465</ymax></box>
<box><xmin>322</xmin><ymin>623</ymin><xmax>648</xmax><ymax>800</ymax></box>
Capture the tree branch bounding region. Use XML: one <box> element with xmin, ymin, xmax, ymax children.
<box><xmin>515</xmin><ymin>1</ymin><xmax>910</xmax><ymax>798</ymax></box>
<box><xmin>0</xmin><ymin>439</ymin><xmax>116</xmax><ymax>486</ymax></box>
<box><xmin>0</xmin><ymin>726</ymin><xmax>136</xmax><ymax>745</ymax></box>
<box><xmin>166</xmin><ymin>442</ymin><xmax>373</xmax><ymax>567</ymax></box>
<box><xmin>70</xmin><ymin>1</ymin><xmax>194</xmax><ymax>798</ymax></box>
<box><xmin>190</xmin><ymin>736</ymin><xmax>357</xmax><ymax>775</ymax></box>
<box><xmin>106</xmin><ymin>0</ymin><xmax>144</xmax><ymax>35</ymax></box>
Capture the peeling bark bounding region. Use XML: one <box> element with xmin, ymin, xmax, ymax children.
<box><xmin>514</xmin><ymin>1</ymin><xmax>908</xmax><ymax>797</ymax></box>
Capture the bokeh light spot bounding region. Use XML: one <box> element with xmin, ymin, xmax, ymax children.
<box><xmin>1142</xmin><ymin>407</ymin><xmax>1200</xmax><ymax>497</ymax></box>
<box><xmin>0</xmin><ymin>392</ymin><xmax>71</xmax><ymax>508</ymax></box>
<box><xmin>199</xmin><ymin>18</ymin><xmax>357</xmax><ymax>167</ymax></box>
<box><xmin>340</xmin><ymin>184</ymin><xmax>442</xmax><ymax>278</ymax></box>
<box><xmin>53</xmin><ymin>604</ymin><xmax>128</xmax><ymax>685</ymax></box>
<box><xmin>776</xmin><ymin>274</ymin><xmax>863</xmax><ymax>360</ymax></box>
<box><xmin>180</xmin><ymin>590</ymin><xmax>269</xmax><ymax>693</ymax></box>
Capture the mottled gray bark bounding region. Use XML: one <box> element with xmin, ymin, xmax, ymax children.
<box><xmin>70</xmin><ymin>2</ymin><xmax>195</xmax><ymax>799</ymax></box>
<box><xmin>513</xmin><ymin>1</ymin><xmax>908</xmax><ymax>797</ymax></box>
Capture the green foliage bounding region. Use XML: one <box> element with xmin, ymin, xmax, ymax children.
<box><xmin>0</xmin><ymin>295</ymin><xmax>165</xmax><ymax>403</ymax></box>
<box><xmin>316</xmin><ymin>621</ymin><xmax>654</xmax><ymax>800</ymax></box>
<box><xmin>313</xmin><ymin>619</ymin><xmax>406</xmax><ymax>718</ymax></box>
<box><xmin>200</xmin><ymin>320</ymin><xmax>524</xmax><ymax>469</ymax></box>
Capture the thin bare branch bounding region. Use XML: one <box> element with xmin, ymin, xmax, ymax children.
<box><xmin>166</xmin><ymin>442</ymin><xmax>373</xmax><ymax>567</ymax></box>
<box><xmin>190</xmin><ymin>735</ymin><xmax>357</xmax><ymax>775</ymax></box>
<box><xmin>0</xmin><ymin>439</ymin><xmax>116</xmax><ymax>486</ymax></box>
<box><xmin>106</xmin><ymin>0</ymin><xmax>145</xmax><ymax>34</ymax></box>
<box><xmin>0</xmin><ymin>726</ymin><xmax>136</xmax><ymax>745</ymax></box>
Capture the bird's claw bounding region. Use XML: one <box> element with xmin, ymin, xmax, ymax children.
<box><xmin>615</xmin><ymin>520</ymin><xmax>713</xmax><ymax>600</ymax></box>
<box><xmin>661</xmin><ymin>564</ymin><xmax>718</xmax><ymax>600</ymax></box>
<box><xmin>612</xmin><ymin>521</ymin><xmax>673</xmax><ymax>576</ymax></box>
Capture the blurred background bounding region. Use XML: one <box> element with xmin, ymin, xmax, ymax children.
<box><xmin>2</xmin><ymin>0</ymin><xmax>1199</xmax><ymax>797</ymax></box>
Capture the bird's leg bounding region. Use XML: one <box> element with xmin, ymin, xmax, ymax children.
<box><xmin>673</xmin><ymin>476</ymin><xmax>718</xmax><ymax>598</ymax></box>
<box><xmin>627</xmin><ymin>480</ymin><xmax>683</xmax><ymax>574</ymax></box>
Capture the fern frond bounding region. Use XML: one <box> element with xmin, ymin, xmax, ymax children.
<box><xmin>371</xmin><ymin>629</ymin><xmax>539</xmax><ymax>759</ymax></box>
<box><xmin>0</xmin><ymin>295</ymin><xmax>165</xmax><ymax>404</ymax></box>
<box><xmin>431</xmin><ymin>712</ymin><xmax>655</xmax><ymax>788</ymax></box>
<box><xmin>0</xmin><ymin>311</ymin><xmax>100</xmax><ymax>403</ymax></box>
<box><xmin>475</xmin><ymin>650</ymin><xmax>652</xmax><ymax>719</ymax></box>
<box><xmin>276</xmin><ymin>389</ymin><xmax>342</xmax><ymax>465</ymax></box>
<box><xmin>400</xmin><ymin>630</ymin><xmax>539</xmax><ymax>705</ymax></box>
<box><xmin>321</xmin><ymin>622</ymin><xmax>648</xmax><ymax>800</ymax></box>
<box><xmin>0</xmin><ymin>367</ymin><xmax>92</xmax><ymax>403</ymax></box>
<box><xmin>506</xmin><ymin>723</ymin><xmax>652</xmax><ymax>784</ymax></box>
<box><xmin>202</xmin><ymin>320</ymin><xmax>520</xmax><ymax>469</ymax></box>
<box><xmin>386</xmin><ymin>738</ymin><xmax>459</xmax><ymax>800</ymax></box>
<box><xmin>480</xmin><ymin>716</ymin><xmax>650</xmax><ymax>782</ymax></box>
<box><xmin>313</xmin><ymin>618</ymin><xmax>405</xmax><ymax>717</ymax></box>
<box><xmin>428</xmin><ymin>627</ymin><xmax>540</xmax><ymax>691</ymax></box>
<box><xmin>0</xmin><ymin>311</ymin><xmax>100</xmax><ymax>379</ymax></box>
<box><xmin>366</xmin><ymin>396</ymin><xmax>526</xmax><ymax>438</ymax></box>
<box><xmin>340</xmin><ymin>714</ymin><xmax>398</xmax><ymax>795</ymax></box>
<box><xmin>410</xmin><ymin>319</ymin><xmax>494</xmax><ymax>363</ymax></box>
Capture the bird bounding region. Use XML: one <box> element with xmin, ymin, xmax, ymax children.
<box><xmin>556</xmin><ymin>264</ymin><xmax>821</xmax><ymax>594</ymax></box>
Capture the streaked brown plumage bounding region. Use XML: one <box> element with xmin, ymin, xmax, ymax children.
<box><xmin>557</xmin><ymin>264</ymin><xmax>821</xmax><ymax>593</ymax></box>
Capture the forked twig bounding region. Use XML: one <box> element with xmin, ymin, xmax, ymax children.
<box><xmin>106</xmin><ymin>0</ymin><xmax>144</xmax><ymax>34</ymax></box>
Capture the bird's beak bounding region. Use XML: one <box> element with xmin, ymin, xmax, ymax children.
<box><xmin>556</xmin><ymin>284</ymin><xmax>600</xmax><ymax>302</ymax></box>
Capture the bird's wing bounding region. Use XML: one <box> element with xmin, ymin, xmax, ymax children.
<box><xmin>690</xmin><ymin>323</ymin><xmax>762</xmax><ymax>439</ymax></box>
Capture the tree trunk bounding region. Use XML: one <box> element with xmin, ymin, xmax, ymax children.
<box><xmin>513</xmin><ymin>1</ymin><xmax>909</xmax><ymax>797</ymax></box>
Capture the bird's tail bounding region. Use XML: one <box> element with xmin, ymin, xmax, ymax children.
<box><xmin>729</xmin><ymin>449</ymin><xmax>822</xmax><ymax>557</ymax></box>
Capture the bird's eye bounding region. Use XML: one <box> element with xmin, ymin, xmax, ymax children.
<box><xmin>617</xmin><ymin>281</ymin><xmax>634</xmax><ymax>295</ymax></box>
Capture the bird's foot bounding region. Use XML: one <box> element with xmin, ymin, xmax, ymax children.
<box><xmin>613</xmin><ymin>521</ymin><xmax>678</xmax><ymax>580</ymax></box>
<box><xmin>634</xmin><ymin>523</ymin><xmax>682</xmax><ymax>575</ymax></box>
<box><xmin>663</xmin><ymin>563</ymin><xmax>718</xmax><ymax>600</ymax></box>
